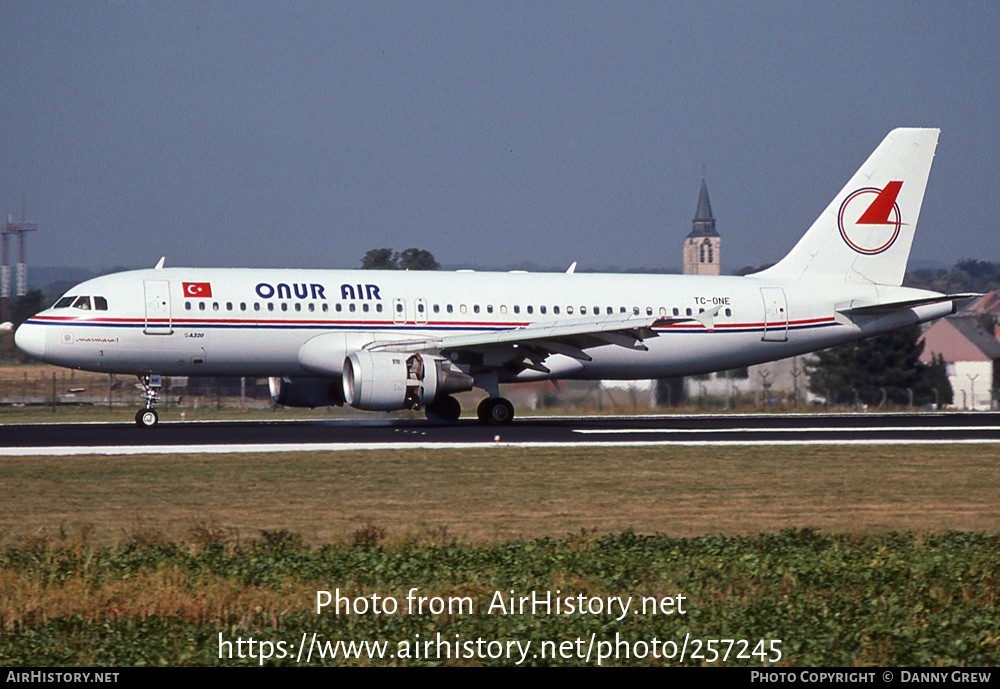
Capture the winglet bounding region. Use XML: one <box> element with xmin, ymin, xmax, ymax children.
<box><xmin>154</xmin><ymin>257</ymin><xmax>166</xmax><ymax>270</ymax></box>
<box><xmin>566</xmin><ymin>262</ymin><xmax>577</xmax><ymax>274</ymax></box>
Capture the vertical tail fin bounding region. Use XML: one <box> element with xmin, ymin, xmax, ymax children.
<box><xmin>755</xmin><ymin>128</ymin><xmax>939</xmax><ymax>286</ymax></box>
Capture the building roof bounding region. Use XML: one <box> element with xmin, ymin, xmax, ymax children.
<box><xmin>964</xmin><ymin>291</ymin><xmax>1000</xmax><ymax>316</ymax></box>
<box><xmin>687</xmin><ymin>178</ymin><xmax>719</xmax><ymax>238</ymax></box>
<box><xmin>921</xmin><ymin>315</ymin><xmax>1000</xmax><ymax>363</ymax></box>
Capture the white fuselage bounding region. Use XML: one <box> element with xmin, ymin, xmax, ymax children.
<box><xmin>16</xmin><ymin>267</ymin><xmax>950</xmax><ymax>384</ymax></box>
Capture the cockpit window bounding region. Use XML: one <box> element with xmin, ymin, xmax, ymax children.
<box><xmin>72</xmin><ymin>296</ymin><xmax>92</xmax><ymax>310</ymax></box>
<box><xmin>93</xmin><ymin>296</ymin><xmax>108</xmax><ymax>311</ymax></box>
<box><xmin>54</xmin><ymin>296</ymin><xmax>75</xmax><ymax>308</ymax></box>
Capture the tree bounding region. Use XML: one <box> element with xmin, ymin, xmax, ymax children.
<box><xmin>807</xmin><ymin>325</ymin><xmax>944</xmax><ymax>407</ymax></box>
<box><xmin>361</xmin><ymin>248</ymin><xmax>397</xmax><ymax>270</ymax></box>
<box><xmin>396</xmin><ymin>248</ymin><xmax>440</xmax><ymax>271</ymax></box>
<box><xmin>924</xmin><ymin>353</ymin><xmax>954</xmax><ymax>407</ymax></box>
<box><xmin>360</xmin><ymin>248</ymin><xmax>439</xmax><ymax>271</ymax></box>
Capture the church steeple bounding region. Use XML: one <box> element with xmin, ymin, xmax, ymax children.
<box><xmin>682</xmin><ymin>177</ymin><xmax>721</xmax><ymax>275</ymax></box>
<box><xmin>688</xmin><ymin>178</ymin><xmax>718</xmax><ymax>238</ymax></box>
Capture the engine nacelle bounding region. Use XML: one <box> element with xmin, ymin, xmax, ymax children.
<box><xmin>269</xmin><ymin>376</ymin><xmax>344</xmax><ymax>408</ymax></box>
<box><xmin>342</xmin><ymin>351</ymin><xmax>474</xmax><ymax>411</ymax></box>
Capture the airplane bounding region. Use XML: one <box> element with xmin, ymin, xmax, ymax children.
<box><xmin>15</xmin><ymin>128</ymin><xmax>974</xmax><ymax>427</ymax></box>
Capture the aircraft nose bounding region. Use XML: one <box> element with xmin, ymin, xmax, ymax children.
<box><xmin>14</xmin><ymin>322</ymin><xmax>46</xmax><ymax>359</ymax></box>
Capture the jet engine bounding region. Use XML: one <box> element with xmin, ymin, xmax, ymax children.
<box><xmin>268</xmin><ymin>376</ymin><xmax>345</xmax><ymax>408</ymax></box>
<box><xmin>342</xmin><ymin>351</ymin><xmax>474</xmax><ymax>411</ymax></box>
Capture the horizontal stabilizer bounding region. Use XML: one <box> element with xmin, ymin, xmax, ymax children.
<box><xmin>837</xmin><ymin>293</ymin><xmax>979</xmax><ymax>316</ymax></box>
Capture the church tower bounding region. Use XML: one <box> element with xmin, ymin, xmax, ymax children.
<box><xmin>683</xmin><ymin>178</ymin><xmax>721</xmax><ymax>275</ymax></box>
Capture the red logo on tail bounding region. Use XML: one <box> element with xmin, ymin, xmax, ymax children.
<box><xmin>838</xmin><ymin>182</ymin><xmax>903</xmax><ymax>255</ymax></box>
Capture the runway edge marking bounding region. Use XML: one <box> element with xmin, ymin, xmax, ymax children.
<box><xmin>2</xmin><ymin>440</ymin><xmax>1000</xmax><ymax>456</ymax></box>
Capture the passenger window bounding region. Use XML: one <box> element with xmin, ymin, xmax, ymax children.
<box><xmin>659</xmin><ymin>307</ymin><xmax>667</xmax><ymax>316</ymax></box>
<box><xmin>685</xmin><ymin>308</ymin><xmax>692</xmax><ymax>316</ymax></box>
<box><xmin>396</xmin><ymin>303</ymin><xmax>403</xmax><ymax>312</ymax></box>
<box><xmin>620</xmin><ymin>306</ymin><xmax>626</xmax><ymax>313</ymax></box>
<box><xmin>512</xmin><ymin>305</ymin><xmax>519</xmax><ymax>314</ymax></box>
<box><xmin>226</xmin><ymin>302</ymin><xmax>233</xmax><ymax>311</ymax></box>
<box><xmin>539</xmin><ymin>305</ymin><xmax>546</xmax><ymax>314</ymax></box>
<box><xmin>323</xmin><ymin>304</ymin><xmax>329</xmax><ymax>312</ymax></box>
<box><xmin>580</xmin><ymin>306</ymin><xmax>587</xmax><ymax>315</ymax></box>
<box><xmin>281</xmin><ymin>303</ymin><xmax>288</xmax><ymax>312</ymax></box>
<box><xmin>673</xmin><ymin>307</ymin><xmax>679</xmax><ymax>316</ymax></box>
<box><xmin>72</xmin><ymin>296</ymin><xmax>91</xmax><ymax>310</ymax></box>
<box><xmin>240</xmin><ymin>302</ymin><xmax>247</xmax><ymax>311</ymax></box>
<box><xmin>200</xmin><ymin>302</ymin><xmax>206</xmax><ymax>311</ymax></box>
<box><xmin>486</xmin><ymin>305</ymin><xmax>493</xmax><ymax>314</ymax></box>
<box><xmin>362</xmin><ymin>303</ymin><xmax>369</xmax><ymax>312</ymax></box>
<box><xmin>553</xmin><ymin>306</ymin><xmax>559</xmax><ymax>314</ymax></box>
<box><xmin>213</xmin><ymin>302</ymin><xmax>220</xmax><ymax>311</ymax></box>
<box><xmin>336</xmin><ymin>304</ymin><xmax>342</xmax><ymax>312</ymax></box>
<box><xmin>349</xmin><ymin>303</ymin><xmax>356</xmax><ymax>312</ymax></box>
<box><xmin>460</xmin><ymin>305</ymin><xmax>467</xmax><ymax>314</ymax></box>
<box><xmin>447</xmin><ymin>305</ymin><xmax>454</xmax><ymax>313</ymax></box>
<box><xmin>94</xmin><ymin>297</ymin><xmax>108</xmax><ymax>311</ymax></box>
<box><xmin>606</xmin><ymin>307</ymin><xmax>612</xmax><ymax>315</ymax></box>
<box><xmin>725</xmin><ymin>308</ymin><xmax>732</xmax><ymax>317</ymax></box>
<box><xmin>295</xmin><ymin>303</ymin><xmax>302</xmax><ymax>312</ymax></box>
<box><xmin>376</xmin><ymin>304</ymin><xmax>383</xmax><ymax>313</ymax></box>
<box><xmin>633</xmin><ymin>307</ymin><xmax>640</xmax><ymax>315</ymax></box>
<box><xmin>418</xmin><ymin>303</ymin><xmax>425</xmax><ymax>313</ymax></box>
<box><xmin>185</xmin><ymin>302</ymin><xmax>192</xmax><ymax>311</ymax></box>
<box><xmin>646</xmin><ymin>307</ymin><xmax>653</xmax><ymax>316</ymax></box>
<box><xmin>254</xmin><ymin>303</ymin><xmax>261</xmax><ymax>311</ymax></box>
<box><xmin>308</xmin><ymin>303</ymin><xmax>314</xmax><ymax>312</ymax></box>
<box><xmin>433</xmin><ymin>304</ymin><xmax>440</xmax><ymax>313</ymax></box>
<box><xmin>267</xmin><ymin>303</ymin><xmax>274</xmax><ymax>312</ymax></box>
<box><xmin>526</xmin><ymin>305</ymin><xmax>532</xmax><ymax>314</ymax></box>
<box><xmin>474</xmin><ymin>305</ymin><xmax>480</xmax><ymax>314</ymax></box>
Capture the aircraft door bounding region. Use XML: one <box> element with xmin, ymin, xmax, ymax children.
<box><xmin>760</xmin><ymin>287</ymin><xmax>788</xmax><ymax>342</ymax></box>
<box><xmin>392</xmin><ymin>298</ymin><xmax>406</xmax><ymax>325</ymax></box>
<box><xmin>415</xmin><ymin>298</ymin><xmax>428</xmax><ymax>325</ymax></box>
<box><xmin>143</xmin><ymin>280</ymin><xmax>173</xmax><ymax>335</ymax></box>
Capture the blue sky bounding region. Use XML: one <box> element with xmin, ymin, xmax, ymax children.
<box><xmin>2</xmin><ymin>1</ymin><xmax>998</xmax><ymax>273</ymax></box>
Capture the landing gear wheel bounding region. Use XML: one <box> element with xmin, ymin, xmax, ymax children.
<box><xmin>425</xmin><ymin>395</ymin><xmax>462</xmax><ymax>423</ymax></box>
<box><xmin>477</xmin><ymin>397</ymin><xmax>514</xmax><ymax>425</ymax></box>
<box><xmin>135</xmin><ymin>408</ymin><xmax>159</xmax><ymax>428</ymax></box>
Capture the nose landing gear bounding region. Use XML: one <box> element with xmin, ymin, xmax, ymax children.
<box><xmin>135</xmin><ymin>374</ymin><xmax>162</xmax><ymax>428</ymax></box>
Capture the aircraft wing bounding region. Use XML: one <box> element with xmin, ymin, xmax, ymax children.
<box><xmin>365</xmin><ymin>313</ymin><xmax>693</xmax><ymax>370</ymax></box>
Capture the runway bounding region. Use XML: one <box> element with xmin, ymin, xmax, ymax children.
<box><xmin>1</xmin><ymin>412</ymin><xmax>999</xmax><ymax>455</ymax></box>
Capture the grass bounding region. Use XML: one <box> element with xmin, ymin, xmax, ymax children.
<box><xmin>2</xmin><ymin>445</ymin><xmax>998</xmax><ymax>547</ymax></box>
<box><xmin>2</xmin><ymin>530</ymin><xmax>998</xmax><ymax>666</ymax></box>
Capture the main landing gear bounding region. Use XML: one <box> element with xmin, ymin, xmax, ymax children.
<box><xmin>135</xmin><ymin>374</ymin><xmax>162</xmax><ymax>428</ymax></box>
<box><xmin>424</xmin><ymin>395</ymin><xmax>462</xmax><ymax>423</ymax></box>
<box><xmin>477</xmin><ymin>397</ymin><xmax>515</xmax><ymax>425</ymax></box>
<box><xmin>422</xmin><ymin>395</ymin><xmax>516</xmax><ymax>424</ymax></box>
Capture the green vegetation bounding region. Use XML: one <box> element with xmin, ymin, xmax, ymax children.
<box><xmin>361</xmin><ymin>248</ymin><xmax>440</xmax><ymax>271</ymax></box>
<box><xmin>1</xmin><ymin>529</ymin><xmax>997</xmax><ymax>666</ymax></box>
<box><xmin>807</xmin><ymin>326</ymin><xmax>952</xmax><ymax>407</ymax></box>
<box><xmin>905</xmin><ymin>259</ymin><xmax>1000</xmax><ymax>295</ymax></box>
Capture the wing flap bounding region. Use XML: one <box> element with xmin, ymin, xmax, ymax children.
<box><xmin>365</xmin><ymin>314</ymin><xmax>692</xmax><ymax>359</ymax></box>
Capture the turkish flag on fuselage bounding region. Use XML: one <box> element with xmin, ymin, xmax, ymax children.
<box><xmin>182</xmin><ymin>282</ymin><xmax>213</xmax><ymax>298</ymax></box>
